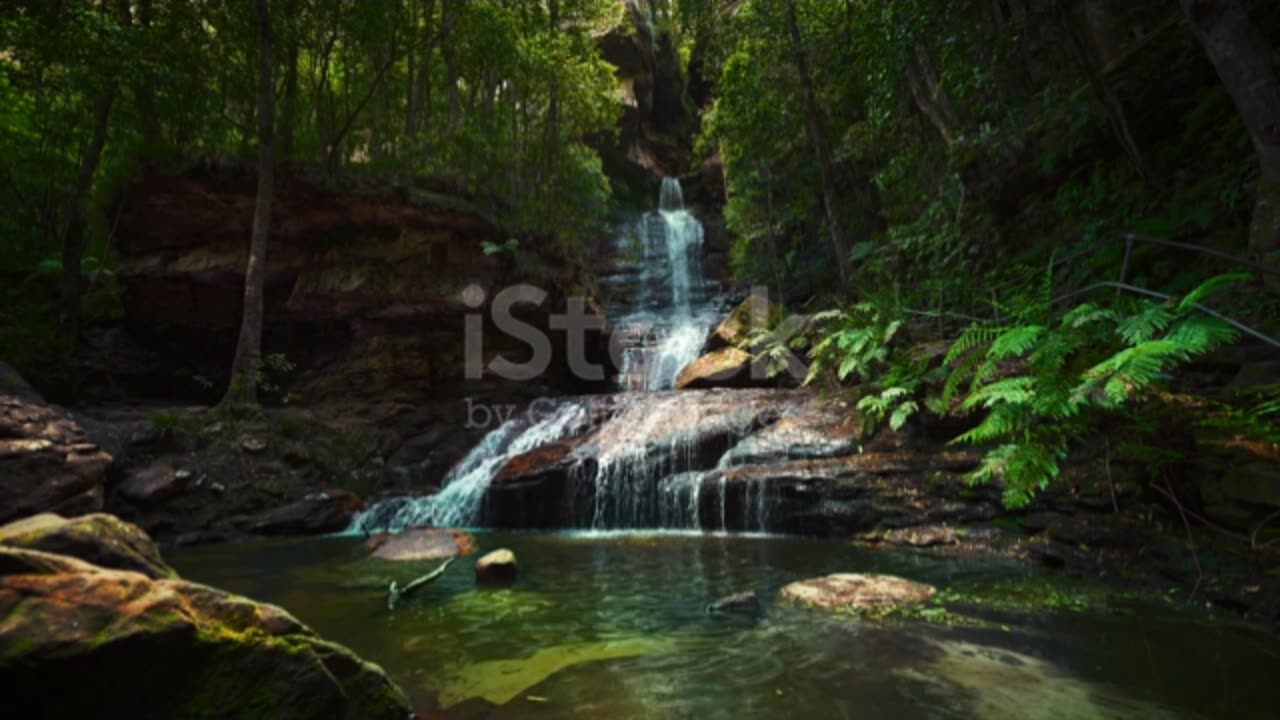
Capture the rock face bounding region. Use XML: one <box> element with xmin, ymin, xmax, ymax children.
<box><xmin>0</xmin><ymin>513</ymin><xmax>175</xmax><ymax>579</ymax></box>
<box><xmin>475</xmin><ymin>548</ymin><xmax>518</xmax><ymax>586</ymax></box>
<box><xmin>594</xmin><ymin>1</ymin><xmax>696</xmax><ymax>195</ymax></box>
<box><xmin>365</xmin><ymin>527</ymin><xmax>476</xmax><ymax>561</ymax></box>
<box><xmin>250</xmin><ymin>489</ymin><xmax>366</xmax><ymax>536</ymax></box>
<box><xmin>779</xmin><ymin>574</ymin><xmax>937</xmax><ymax>612</ymax></box>
<box><xmin>0</xmin><ymin>546</ymin><xmax>412</xmax><ymax>719</ymax></box>
<box><xmin>0</xmin><ymin>391</ymin><xmax>114</xmax><ymax>525</ymax></box>
<box><xmin>107</xmin><ymin>161</ymin><xmax>610</xmax><ymax>406</ymax></box>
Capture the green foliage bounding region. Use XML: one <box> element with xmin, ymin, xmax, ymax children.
<box><xmin>148</xmin><ymin>409</ymin><xmax>203</xmax><ymax>439</ymax></box>
<box><xmin>945</xmin><ymin>274</ymin><xmax>1248</xmax><ymax>507</ymax></box>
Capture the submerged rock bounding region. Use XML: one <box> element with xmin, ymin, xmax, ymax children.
<box><xmin>250</xmin><ymin>489</ymin><xmax>366</xmax><ymax>536</ymax></box>
<box><xmin>779</xmin><ymin>573</ymin><xmax>936</xmax><ymax>612</ymax></box>
<box><xmin>0</xmin><ymin>513</ymin><xmax>175</xmax><ymax>579</ymax></box>
<box><xmin>476</xmin><ymin>548</ymin><xmax>518</xmax><ymax>586</ymax></box>
<box><xmin>436</xmin><ymin>637</ymin><xmax>671</xmax><ymax>709</ymax></box>
<box><xmin>365</xmin><ymin>527</ymin><xmax>476</xmax><ymax>561</ymax></box>
<box><xmin>0</xmin><ymin>545</ymin><xmax>412</xmax><ymax>719</ymax></box>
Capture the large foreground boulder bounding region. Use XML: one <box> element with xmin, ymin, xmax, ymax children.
<box><xmin>0</xmin><ymin>392</ymin><xmax>113</xmax><ymax>525</ymax></box>
<box><xmin>0</xmin><ymin>513</ymin><xmax>175</xmax><ymax>579</ymax></box>
<box><xmin>779</xmin><ymin>573</ymin><xmax>937</xmax><ymax>612</ymax></box>
<box><xmin>0</xmin><ymin>544</ymin><xmax>412</xmax><ymax>719</ymax></box>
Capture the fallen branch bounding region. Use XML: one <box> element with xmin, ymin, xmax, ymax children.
<box><xmin>387</xmin><ymin>556</ymin><xmax>454</xmax><ymax>610</ymax></box>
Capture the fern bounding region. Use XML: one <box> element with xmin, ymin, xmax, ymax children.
<box><xmin>947</xmin><ymin>288</ymin><xmax>1239</xmax><ymax>507</ymax></box>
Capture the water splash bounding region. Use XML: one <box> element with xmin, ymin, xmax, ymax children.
<box><xmin>349</xmin><ymin>401</ymin><xmax>589</xmax><ymax>532</ymax></box>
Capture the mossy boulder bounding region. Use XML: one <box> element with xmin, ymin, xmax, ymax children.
<box><xmin>0</xmin><ymin>545</ymin><xmax>412</xmax><ymax>719</ymax></box>
<box><xmin>0</xmin><ymin>513</ymin><xmax>175</xmax><ymax>580</ymax></box>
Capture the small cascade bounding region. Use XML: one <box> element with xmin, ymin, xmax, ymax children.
<box><xmin>349</xmin><ymin>401</ymin><xmax>590</xmax><ymax>532</ymax></box>
<box><xmin>611</xmin><ymin>178</ymin><xmax>718</xmax><ymax>391</ymax></box>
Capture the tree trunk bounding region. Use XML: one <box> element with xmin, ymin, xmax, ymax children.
<box><xmin>221</xmin><ymin>0</ymin><xmax>276</xmax><ymax>410</ymax></box>
<box><xmin>59</xmin><ymin>85</ymin><xmax>115</xmax><ymax>341</ymax></box>
<box><xmin>1084</xmin><ymin>0</ymin><xmax>1125</xmax><ymax>67</ymax></box>
<box><xmin>783</xmin><ymin>0</ymin><xmax>852</xmax><ymax>285</ymax></box>
<box><xmin>905</xmin><ymin>43</ymin><xmax>964</xmax><ymax>146</ymax></box>
<box><xmin>1183</xmin><ymin>0</ymin><xmax>1280</xmax><ymax>271</ymax></box>
<box><xmin>1058</xmin><ymin>0</ymin><xmax>1154</xmax><ymax>185</ymax></box>
<box><xmin>280</xmin><ymin>22</ymin><xmax>299</xmax><ymax>166</ymax></box>
<box><xmin>135</xmin><ymin>0</ymin><xmax>161</xmax><ymax>149</ymax></box>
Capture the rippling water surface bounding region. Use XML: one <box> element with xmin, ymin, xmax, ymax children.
<box><xmin>171</xmin><ymin>533</ymin><xmax>1277</xmax><ymax>719</ymax></box>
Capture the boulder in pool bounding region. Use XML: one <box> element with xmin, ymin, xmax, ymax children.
<box><xmin>475</xmin><ymin>548</ymin><xmax>518</xmax><ymax>586</ymax></box>
<box><xmin>365</xmin><ymin>527</ymin><xmax>476</xmax><ymax>561</ymax></box>
<box><xmin>779</xmin><ymin>573</ymin><xmax>936</xmax><ymax>612</ymax></box>
<box><xmin>0</xmin><ymin>512</ymin><xmax>175</xmax><ymax>579</ymax></box>
<box><xmin>0</xmin><ymin>544</ymin><xmax>413</xmax><ymax>719</ymax></box>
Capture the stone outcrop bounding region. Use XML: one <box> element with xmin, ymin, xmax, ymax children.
<box><xmin>475</xmin><ymin>548</ymin><xmax>518</xmax><ymax>586</ymax></box>
<box><xmin>594</xmin><ymin>1</ymin><xmax>697</xmax><ymax>197</ymax></box>
<box><xmin>0</xmin><ymin>389</ymin><xmax>114</xmax><ymax>525</ymax></box>
<box><xmin>106</xmin><ymin>160</ymin><xmax>611</xmax><ymax>407</ymax></box>
<box><xmin>0</xmin><ymin>513</ymin><xmax>175</xmax><ymax>579</ymax></box>
<box><xmin>779</xmin><ymin>573</ymin><xmax>937</xmax><ymax>612</ymax></box>
<box><xmin>0</xmin><ymin>518</ymin><xmax>412</xmax><ymax>719</ymax></box>
<box><xmin>250</xmin><ymin>489</ymin><xmax>366</xmax><ymax>536</ymax></box>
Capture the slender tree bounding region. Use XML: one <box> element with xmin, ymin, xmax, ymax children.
<box><xmin>1183</xmin><ymin>0</ymin><xmax>1280</xmax><ymax>275</ymax></box>
<box><xmin>221</xmin><ymin>0</ymin><xmax>276</xmax><ymax>410</ymax></box>
<box><xmin>783</xmin><ymin>0</ymin><xmax>852</xmax><ymax>285</ymax></box>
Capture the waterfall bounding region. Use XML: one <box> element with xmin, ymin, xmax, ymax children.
<box><xmin>612</xmin><ymin>177</ymin><xmax>717</xmax><ymax>391</ymax></box>
<box><xmin>348</xmin><ymin>179</ymin><xmax>782</xmax><ymax>537</ymax></box>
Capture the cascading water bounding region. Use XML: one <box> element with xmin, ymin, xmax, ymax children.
<box><xmin>612</xmin><ymin>177</ymin><xmax>718</xmax><ymax>391</ymax></box>
<box><xmin>349</xmin><ymin>401</ymin><xmax>590</xmax><ymax>533</ymax></box>
<box><xmin>349</xmin><ymin>179</ymin><xmax>782</xmax><ymax>536</ymax></box>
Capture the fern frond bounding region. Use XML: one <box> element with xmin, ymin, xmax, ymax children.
<box><xmin>1177</xmin><ymin>272</ymin><xmax>1251</xmax><ymax>312</ymax></box>
<box><xmin>1117</xmin><ymin>303</ymin><xmax>1173</xmax><ymax>345</ymax></box>
<box><xmin>963</xmin><ymin>376</ymin><xmax>1036</xmax><ymax>410</ymax></box>
<box><xmin>889</xmin><ymin>400</ymin><xmax>919</xmax><ymax>431</ymax></box>
<box><xmin>988</xmin><ymin>325</ymin><xmax>1046</xmax><ymax>360</ymax></box>
<box><xmin>944</xmin><ymin>324</ymin><xmax>1002</xmax><ymax>366</ymax></box>
<box><xmin>1163</xmin><ymin>315</ymin><xmax>1238</xmax><ymax>354</ymax></box>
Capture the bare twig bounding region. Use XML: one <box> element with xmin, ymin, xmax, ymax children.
<box><xmin>1153</xmin><ymin>478</ymin><xmax>1203</xmax><ymax>598</ymax></box>
<box><xmin>1251</xmin><ymin>509</ymin><xmax>1280</xmax><ymax>551</ymax></box>
<box><xmin>387</xmin><ymin>556</ymin><xmax>454</xmax><ymax>610</ymax></box>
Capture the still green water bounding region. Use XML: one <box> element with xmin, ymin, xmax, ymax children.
<box><xmin>171</xmin><ymin>532</ymin><xmax>1276</xmax><ymax>719</ymax></box>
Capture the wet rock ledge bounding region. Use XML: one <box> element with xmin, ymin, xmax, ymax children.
<box><xmin>0</xmin><ymin>513</ymin><xmax>412</xmax><ymax>719</ymax></box>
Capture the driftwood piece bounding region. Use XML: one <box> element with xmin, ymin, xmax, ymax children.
<box><xmin>387</xmin><ymin>556</ymin><xmax>455</xmax><ymax>610</ymax></box>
